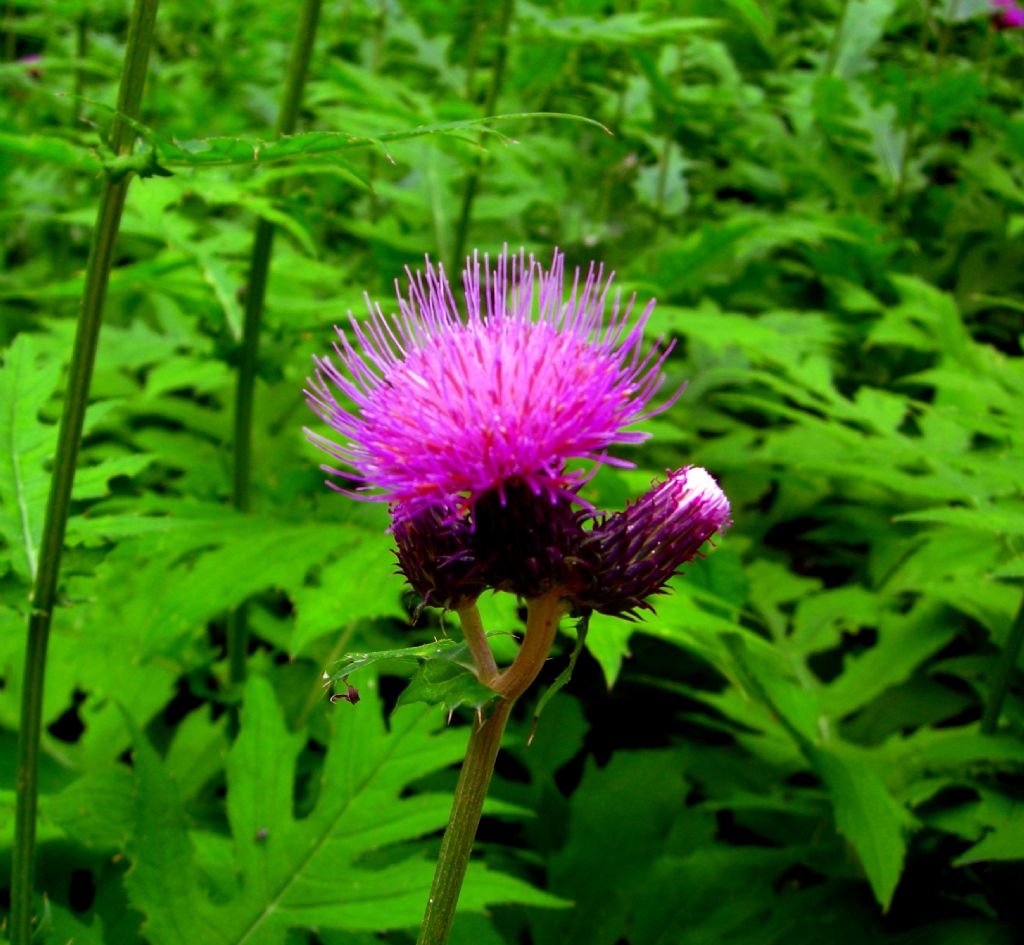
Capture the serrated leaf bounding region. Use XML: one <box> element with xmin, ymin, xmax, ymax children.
<box><xmin>125</xmin><ymin>718</ymin><xmax>208</xmax><ymax>945</ymax></box>
<box><xmin>807</xmin><ymin>744</ymin><xmax>912</xmax><ymax>911</ymax></box>
<box><xmin>532</xmin><ymin>614</ymin><xmax>589</xmax><ymax>727</ymax></box>
<box><xmin>151</xmin><ymin>114</ymin><xmax>607</xmax><ymax>168</ymax></box>
<box><xmin>126</xmin><ymin>675</ymin><xmax>563</xmax><ymax>944</ymax></box>
<box><xmin>90</xmin><ymin>510</ymin><xmax>369</xmax><ymax>657</ymax></box>
<box><xmin>397</xmin><ymin>656</ymin><xmax>497</xmax><ymax>712</ymax></box>
<box><xmin>0</xmin><ymin>129</ymin><xmax>104</xmax><ymax>172</ymax></box>
<box><xmin>0</xmin><ymin>337</ymin><xmax>154</xmax><ymax>582</ymax></box>
<box><xmin>290</xmin><ymin>540</ymin><xmax>408</xmax><ymax>655</ymax></box>
<box><xmin>521</xmin><ymin>11</ymin><xmax>718</xmax><ymax>47</ymax></box>
<box><xmin>0</xmin><ymin>334</ymin><xmax>62</xmax><ymax>581</ymax></box>
<box><xmin>329</xmin><ymin>638</ymin><xmax>498</xmax><ymax>712</ymax></box>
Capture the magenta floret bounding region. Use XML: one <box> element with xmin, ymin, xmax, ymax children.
<box><xmin>993</xmin><ymin>0</ymin><xmax>1024</xmax><ymax>27</ymax></box>
<box><xmin>305</xmin><ymin>247</ymin><xmax>678</xmax><ymax>519</ymax></box>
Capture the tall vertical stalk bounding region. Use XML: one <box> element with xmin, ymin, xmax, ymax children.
<box><xmin>451</xmin><ymin>0</ymin><xmax>514</xmax><ymax>271</ymax></box>
<box><xmin>226</xmin><ymin>0</ymin><xmax>323</xmax><ymax>689</ymax></box>
<box><xmin>9</xmin><ymin>2</ymin><xmax>159</xmax><ymax>942</ymax></box>
<box><xmin>416</xmin><ymin>591</ymin><xmax>565</xmax><ymax>945</ymax></box>
<box><xmin>364</xmin><ymin>0</ymin><xmax>388</xmax><ymax>217</ymax></box>
<box><xmin>74</xmin><ymin>13</ymin><xmax>89</xmax><ymax>113</ymax></box>
<box><xmin>3</xmin><ymin>2</ymin><xmax>16</xmax><ymax>61</ymax></box>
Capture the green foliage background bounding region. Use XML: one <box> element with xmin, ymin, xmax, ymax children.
<box><xmin>2</xmin><ymin>0</ymin><xmax>1023</xmax><ymax>942</ymax></box>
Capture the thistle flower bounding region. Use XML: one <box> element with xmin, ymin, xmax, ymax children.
<box><xmin>392</xmin><ymin>502</ymin><xmax>486</xmax><ymax>610</ymax></box>
<box><xmin>393</xmin><ymin>469</ymin><xmax>729</xmax><ymax>617</ymax></box>
<box><xmin>578</xmin><ymin>467</ymin><xmax>731</xmax><ymax>619</ymax></box>
<box><xmin>993</xmin><ymin>0</ymin><xmax>1024</xmax><ymax>28</ymax></box>
<box><xmin>393</xmin><ymin>485</ymin><xmax>589</xmax><ymax>609</ymax></box>
<box><xmin>305</xmin><ymin>248</ymin><xmax>677</xmax><ymax>521</ymax></box>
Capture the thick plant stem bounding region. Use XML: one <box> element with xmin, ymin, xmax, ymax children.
<box><xmin>3</xmin><ymin>2</ymin><xmax>15</xmax><ymax>61</ymax></box>
<box><xmin>417</xmin><ymin>698</ymin><xmax>514</xmax><ymax>945</ymax></box>
<box><xmin>9</xmin><ymin>2</ymin><xmax>159</xmax><ymax>942</ymax></box>
<box><xmin>451</xmin><ymin>0</ymin><xmax>514</xmax><ymax>270</ymax></box>
<box><xmin>981</xmin><ymin>592</ymin><xmax>1024</xmax><ymax>734</ymax></box>
<box><xmin>491</xmin><ymin>591</ymin><xmax>563</xmax><ymax>700</ymax></box>
<box><xmin>227</xmin><ymin>0</ymin><xmax>322</xmax><ymax>687</ymax></box>
<box><xmin>417</xmin><ymin>590</ymin><xmax>566</xmax><ymax>945</ymax></box>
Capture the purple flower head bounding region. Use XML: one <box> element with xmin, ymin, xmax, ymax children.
<box><xmin>394</xmin><ymin>467</ymin><xmax>730</xmax><ymax>618</ymax></box>
<box><xmin>305</xmin><ymin>248</ymin><xmax>678</xmax><ymax>521</ymax></box>
<box><xmin>19</xmin><ymin>54</ymin><xmax>43</xmax><ymax>79</ymax></box>
<box><xmin>393</xmin><ymin>485</ymin><xmax>589</xmax><ymax>608</ymax></box>
<box><xmin>392</xmin><ymin>502</ymin><xmax>486</xmax><ymax>611</ymax></box>
<box><xmin>579</xmin><ymin>467</ymin><xmax>731</xmax><ymax>619</ymax></box>
<box><xmin>993</xmin><ymin>0</ymin><xmax>1024</xmax><ymax>27</ymax></box>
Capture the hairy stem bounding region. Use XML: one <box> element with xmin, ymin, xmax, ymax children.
<box><xmin>981</xmin><ymin>592</ymin><xmax>1024</xmax><ymax>734</ymax></box>
<box><xmin>227</xmin><ymin>0</ymin><xmax>322</xmax><ymax>688</ymax></box>
<box><xmin>417</xmin><ymin>590</ymin><xmax>566</xmax><ymax>945</ymax></box>
<box><xmin>456</xmin><ymin>600</ymin><xmax>498</xmax><ymax>683</ymax></box>
<box><xmin>451</xmin><ymin>0</ymin><xmax>514</xmax><ymax>270</ymax></box>
<box><xmin>9</xmin><ymin>2</ymin><xmax>160</xmax><ymax>941</ymax></box>
<box><xmin>416</xmin><ymin>698</ymin><xmax>514</xmax><ymax>945</ymax></box>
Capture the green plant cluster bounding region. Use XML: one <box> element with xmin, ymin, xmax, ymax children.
<box><xmin>1</xmin><ymin>0</ymin><xmax>1023</xmax><ymax>942</ymax></box>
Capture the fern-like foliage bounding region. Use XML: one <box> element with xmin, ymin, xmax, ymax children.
<box><xmin>126</xmin><ymin>676</ymin><xmax>563</xmax><ymax>945</ymax></box>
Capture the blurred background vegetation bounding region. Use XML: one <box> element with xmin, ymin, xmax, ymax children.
<box><xmin>1</xmin><ymin>0</ymin><xmax>1023</xmax><ymax>942</ymax></box>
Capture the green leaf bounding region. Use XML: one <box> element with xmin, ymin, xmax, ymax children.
<box><xmin>125</xmin><ymin>716</ymin><xmax>207</xmax><ymax>945</ymax></box>
<box><xmin>819</xmin><ymin>602</ymin><xmax>960</xmax><ymax>718</ymax></box>
<box><xmin>328</xmin><ymin>638</ymin><xmax>498</xmax><ymax>712</ymax></box>
<box><xmin>89</xmin><ymin>510</ymin><xmax>372</xmax><ymax>657</ymax></box>
<box><xmin>532</xmin><ymin>614</ymin><xmax>589</xmax><ymax>729</ymax></box>
<box><xmin>951</xmin><ymin>790</ymin><xmax>1024</xmax><ymax>865</ymax></box>
<box><xmin>806</xmin><ymin>744</ymin><xmax>912</xmax><ymax>911</ymax></box>
<box><xmin>289</xmin><ymin>540</ymin><xmax>408</xmax><ymax>655</ymax></box>
<box><xmin>583</xmin><ymin>615</ymin><xmax>633</xmax><ymax>688</ymax></box>
<box><xmin>397</xmin><ymin>656</ymin><xmax>498</xmax><ymax>712</ymax></box>
<box><xmin>827</xmin><ymin>0</ymin><xmax>897</xmax><ymax>77</ymax></box>
<box><xmin>531</xmin><ymin>751</ymin><xmax>692</xmax><ymax>945</ymax></box>
<box><xmin>43</xmin><ymin>765</ymin><xmax>134</xmax><ymax>851</ymax></box>
<box><xmin>0</xmin><ymin>337</ymin><xmax>155</xmax><ymax>582</ymax></box>
<box><xmin>0</xmin><ymin>335</ymin><xmax>61</xmax><ymax>582</ymax></box>
<box><xmin>0</xmin><ymin>129</ymin><xmax>104</xmax><ymax>172</ymax></box>
<box><xmin>893</xmin><ymin>505</ymin><xmax>1024</xmax><ymax>536</ymax></box>
<box><xmin>126</xmin><ymin>675</ymin><xmax>563</xmax><ymax>944</ymax></box>
<box><xmin>521</xmin><ymin>11</ymin><xmax>719</xmax><ymax>47</ymax></box>
<box><xmin>154</xmin><ymin>114</ymin><xmax>608</xmax><ymax>169</ymax></box>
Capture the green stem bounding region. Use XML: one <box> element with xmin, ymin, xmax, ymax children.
<box><xmin>417</xmin><ymin>698</ymin><xmax>514</xmax><ymax>945</ymax></box>
<box><xmin>9</xmin><ymin>2</ymin><xmax>159</xmax><ymax>942</ymax></box>
<box><xmin>227</xmin><ymin>0</ymin><xmax>322</xmax><ymax>687</ymax></box>
<box><xmin>894</xmin><ymin>0</ymin><xmax>943</xmax><ymax>214</ymax></box>
<box><xmin>654</xmin><ymin>127</ymin><xmax>673</xmax><ymax>227</ymax></box>
<box><xmin>456</xmin><ymin>600</ymin><xmax>498</xmax><ymax>683</ymax></box>
<box><xmin>462</xmin><ymin>0</ymin><xmax>486</xmax><ymax>100</ymax></box>
<box><xmin>365</xmin><ymin>0</ymin><xmax>387</xmax><ymax>216</ymax></box>
<box><xmin>451</xmin><ymin>0</ymin><xmax>514</xmax><ymax>271</ymax></box>
<box><xmin>981</xmin><ymin>592</ymin><xmax>1024</xmax><ymax>734</ymax></box>
<box><xmin>3</xmin><ymin>2</ymin><xmax>16</xmax><ymax>61</ymax></box>
<box><xmin>74</xmin><ymin>13</ymin><xmax>88</xmax><ymax>114</ymax></box>
<box><xmin>417</xmin><ymin>590</ymin><xmax>566</xmax><ymax>945</ymax></box>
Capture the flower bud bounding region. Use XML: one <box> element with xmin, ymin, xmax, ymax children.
<box><xmin>578</xmin><ymin>467</ymin><xmax>731</xmax><ymax>619</ymax></box>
